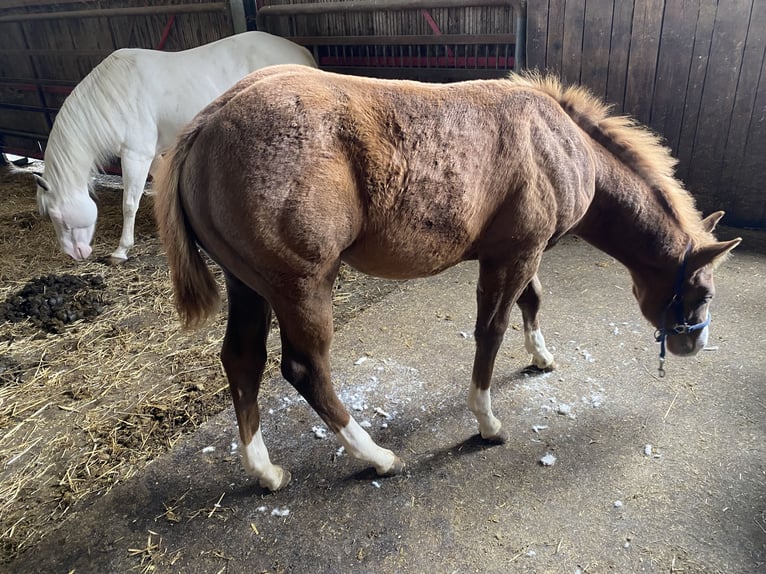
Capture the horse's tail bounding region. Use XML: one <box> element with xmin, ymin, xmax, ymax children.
<box><xmin>153</xmin><ymin>126</ymin><xmax>220</xmax><ymax>330</ymax></box>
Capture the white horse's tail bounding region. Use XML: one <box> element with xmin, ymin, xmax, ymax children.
<box><xmin>153</xmin><ymin>124</ymin><xmax>220</xmax><ymax>330</ymax></box>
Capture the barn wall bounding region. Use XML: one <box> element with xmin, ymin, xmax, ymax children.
<box><xmin>526</xmin><ymin>0</ymin><xmax>766</xmax><ymax>228</ymax></box>
<box><xmin>255</xmin><ymin>0</ymin><xmax>525</xmax><ymax>81</ymax></box>
<box><xmin>0</xmin><ymin>1</ymin><xmax>238</xmax><ymax>160</ymax></box>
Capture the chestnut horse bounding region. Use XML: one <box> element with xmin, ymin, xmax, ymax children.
<box><xmin>154</xmin><ymin>66</ymin><xmax>740</xmax><ymax>491</ymax></box>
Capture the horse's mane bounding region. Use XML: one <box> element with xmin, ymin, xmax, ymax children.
<box><xmin>43</xmin><ymin>52</ymin><xmax>137</xmax><ymax>193</ymax></box>
<box><xmin>507</xmin><ymin>71</ymin><xmax>711</xmax><ymax>249</ymax></box>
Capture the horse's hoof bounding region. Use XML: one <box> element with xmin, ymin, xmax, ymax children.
<box><xmin>108</xmin><ymin>255</ymin><xmax>128</xmax><ymax>266</ymax></box>
<box><xmin>379</xmin><ymin>456</ymin><xmax>406</xmax><ymax>477</ymax></box>
<box><xmin>524</xmin><ymin>361</ymin><xmax>557</xmax><ymax>373</ymax></box>
<box><xmin>481</xmin><ymin>428</ymin><xmax>509</xmax><ymax>445</ymax></box>
<box><xmin>261</xmin><ymin>468</ymin><xmax>292</xmax><ymax>492</ymax></box>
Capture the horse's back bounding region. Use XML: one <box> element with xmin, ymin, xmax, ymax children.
<box><xmin>178</xmin><ymin>68</ymin><xmax>595</xmax><ymax>280</ymax></box>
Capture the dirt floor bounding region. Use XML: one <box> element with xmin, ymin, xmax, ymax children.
<box><xmin>0</xmin><ymin>162</ymin><xmax>403</xmax><ymax>565</ymax></box>
<box><xmin>1</xmin><ymin>161</ymin><xmax>764</xmax><ymax>573</ymax></box>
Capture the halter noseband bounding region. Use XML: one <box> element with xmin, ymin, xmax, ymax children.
<box><xmin>653</xmin><ymin>244</ymin><xmax>711</xmax><ymax>377</ymax></box>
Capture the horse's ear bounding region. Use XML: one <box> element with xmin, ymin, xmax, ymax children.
<box><xmin>33</xmin><ymin>174</ymin><xmax>50</xmax><ymax>192</ymax></box>
<box><xmin>690</xmin><ymin>238</ymin><xmax>742</xmax><ymax>270</ymax></box>
<box><xmin>701</xmin><ymin>210</ymin><xmax>725</xmax><ymax>232</ymax></box>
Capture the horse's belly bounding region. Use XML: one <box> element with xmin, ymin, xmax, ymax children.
<box><xmin>341</xmin><ymin>239</ymin><xmax>468</xmax><ymax>280</ymax></box>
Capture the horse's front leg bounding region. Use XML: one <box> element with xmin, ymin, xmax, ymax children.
<box><xmin>469</xmin><ymin>258</ymin><xmax>541</xmax><ymax>443</ymax></box>
<box><xmin>516</xmin><ymin>274</ymin><xmax>556</xmax><ymax>370</ymax></box>
<box><xmin>111</xmin><ymin>152</ymin><xmax>154</xmax><ymax>262</ymax></box>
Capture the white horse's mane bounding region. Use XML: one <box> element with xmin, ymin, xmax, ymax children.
<box><xmin>43</xmin><ymin>52</ymin><xmax>138</xmax><ymax>195</ymax></box>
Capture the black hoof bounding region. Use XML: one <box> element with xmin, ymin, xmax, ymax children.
<box><xmin>481</xmin><ymin>429</ymin><xmax>509</xmax><ymax>444</ymax></box>
<box><xmin>523</xmin><ymin>362</ymin><xmax>557</xmax><ymax>374</ymax></box>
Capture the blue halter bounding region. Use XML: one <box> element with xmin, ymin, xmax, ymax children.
<box><xmin>653</xmin><ymin>244</ymin><xmax>711</xmax><ymax>377</ymax></box>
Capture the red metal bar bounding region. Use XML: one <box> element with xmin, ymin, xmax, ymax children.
<box><xmin>156</xmin><ymin>15</ymin><xmax>176</xmax><ymax>50</ymax></box>
<box><xmin>419</xmin><ymin>9</ymin><xmax>453</xmax><ymax>58</ymax></box>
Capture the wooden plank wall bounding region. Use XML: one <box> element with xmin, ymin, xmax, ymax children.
<box><xmin>527</xmin><ymin>0</ymin><xmax>766</xmax><ymax>228</ymax></box>
<box><xmin>256</xmin><ymin>0</ymin><xmax>522</xmax><ymax>82</ymax></box>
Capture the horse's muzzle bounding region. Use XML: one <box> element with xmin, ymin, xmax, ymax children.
<box><xmin>665</xmin><ymin>326</ymin><xmax>709</xmax><ymax>356</ymax></box>
<box><xmin>69</xmin><ymin>243</ymin><xmax>93</xmax><ymax>260</ymax></box>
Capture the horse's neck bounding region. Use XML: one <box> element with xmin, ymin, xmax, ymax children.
<box><xmin>45</xmin><ymin>105</ymin><xmax>112</xmax><ymax>191</ymax></box>
<box><xmin>575</xmin><ymin>152</ymin><xmax>685</xmax><ymax>271</ymax></box>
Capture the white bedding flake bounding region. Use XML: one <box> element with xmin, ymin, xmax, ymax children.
<box><xmin>556</xmin><ymin>404</ymin><xmax>573</xmax><ymax>417</ymax></box>
<box><xmin>540</xmin><ymin>453</ymin><xmax>557</xmax><ymax>466</ymax></box>
<box><xmin>271</xmin><ymin>508</ymin><xmax>290</xmax><ymax>517</ymax></box>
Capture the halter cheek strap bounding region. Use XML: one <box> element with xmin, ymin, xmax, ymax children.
<box><xmin>653</xmin><ymin>244</ymin><xmax>711</xmax><ymax>378</ymax></box>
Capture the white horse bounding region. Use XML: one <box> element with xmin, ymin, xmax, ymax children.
<box><xmin>34</xmin><ymin>31</ymin><xmax>317</xmax><ymax>262</ymax></box>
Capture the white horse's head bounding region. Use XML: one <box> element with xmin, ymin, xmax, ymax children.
<box><xmin>35</xmin><ymin>174</ymin><xmax>97</xmax><ymax>260</ymax></box>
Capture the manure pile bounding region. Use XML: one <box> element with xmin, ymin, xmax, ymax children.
<box><xmin>1</xmin><ymin>273</ymin><xmax>108</xmax><ymax>334</ymax></box>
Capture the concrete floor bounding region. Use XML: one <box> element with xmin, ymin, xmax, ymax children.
<box><xmin>9</xmin><ymin>230</ymin><xmax>765</xmax><ymax>574</ymax></box>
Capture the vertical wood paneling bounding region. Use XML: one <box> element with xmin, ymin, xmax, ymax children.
<box><xmin>579</xmin><ymin>0</ymin><xmax>613</xmax><ymax>101</ymax></box>
<box><xmin>687</xmin><ymin>0</ymin><xmax>752</xmax><ymax>213</ymax></box>
<box><xmin>525</xmin><ymin>0</ymin><xmax>549</xmax><ymax>71</ymax></box>
<box><xmin>721</xmin><ymin>1</ymin><xmax>766</xmax><ymax>223</ymax></box>
<box><xmin>734</xmin><ymin>52</ymin><xmax>766</xmax><ymax>225</ymax></box>
<box><xmin>650</xmin><ymin>0</ymin><xmax>699</xmax><ymax>155</ymax></box>
<box><xmin>675</xmin><ymin>0</ymin><xmax>717</xmax><ymax>181</ymax></box>
<box><xmin>623</xmin><ymin>0</ymin><xmax>663</xmax><ymax>123</ymax></box>
<box><xmin>604</xmin><ymin>0</ymin><xmax>633</xmax><ymax>113</ymax></box>
<box><xmin>545</xmin><ymin>0</ymin><xmax>566</xmax><ymax>75</ymax></box>
<box><xmin>560</xmin><ymin>0</ymin><xmax>585</xmax><ymax>85</ymax></box>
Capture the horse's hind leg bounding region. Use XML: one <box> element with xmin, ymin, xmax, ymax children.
<box><xmin>111</xmin><ymin>152</ymin><xmax>153</xmax><ymax>262</ymax></box>
<box><xmin>516</xmin><ymin>274</ymin><xmax>556</xmax><ymax>370</ymax></box>
<box><xmin>222</xmin><ymin>274</ymin><xmax>290</xmax><ymax>492</ymax></box>
<box><xmin>469</xmin><ymin>258</ymin><xmax>541</xmax><ymax>443</ymax></box>
<box><xmin>274</xmin><ymin>276</ymin><xmax>404</xmax><ymax>478</ymax></box>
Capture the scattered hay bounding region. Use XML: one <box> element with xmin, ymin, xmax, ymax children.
<box><xmin>0</xmin><ymin>162</ymin><xmax>403</xmax><ymax>563</ymax></box>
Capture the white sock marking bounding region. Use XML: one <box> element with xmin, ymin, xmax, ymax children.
<box><xmin>337</xmin><ymin>417</ymin><xmax>397</xmax><ymax>474</ymax></box>
<box><xmin>241</xmin><ymin>426</ymin><xmax>288</xmax><ymax>491</ymax></box>
<box><xmin>468</xmin><ymin>385</ymin><xmax>502</xmax><ymax>438</ymax></box>
<box><xmin>525</xmin><ymin>328</ymin><xmax>554</xmax><ymax>368</ymax></box>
